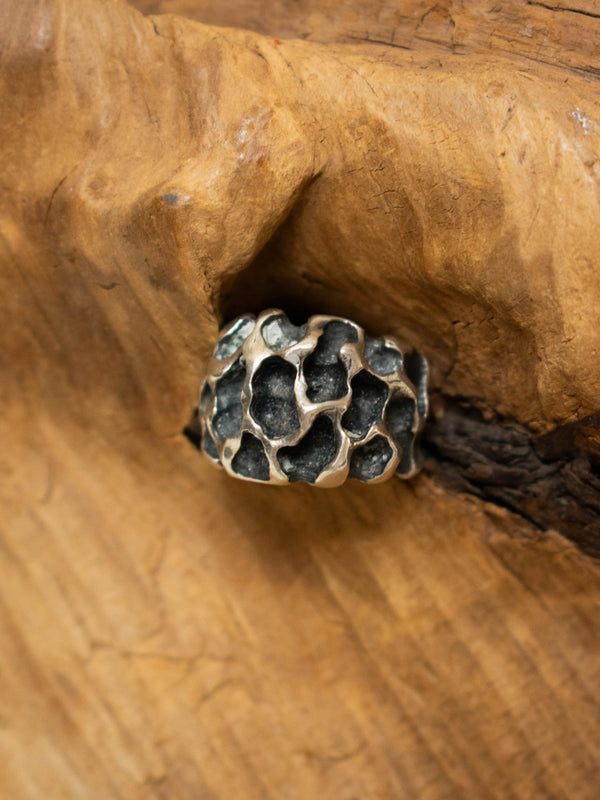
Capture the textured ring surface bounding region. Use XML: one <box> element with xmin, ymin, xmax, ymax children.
<box><xmin>198</xmin><ymin>309</ymin><xmax>428</xmax><ymax>486</ymax></box>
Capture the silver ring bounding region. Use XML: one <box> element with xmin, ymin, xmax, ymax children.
<box><xmin>196</xmin><ymin>309</ymin><xmax>428</xmax><ymax>486</ymax></box>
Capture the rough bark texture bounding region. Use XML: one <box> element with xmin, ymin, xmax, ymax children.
<box><xmin>423</xmin><ymin>395</ymin><xmax>600</xmax><ymax>558</ymax></box>
<box><xmin>1</xmin><ymin>0</ymin><xmax>600</xmax><ymax>797</ymax></box>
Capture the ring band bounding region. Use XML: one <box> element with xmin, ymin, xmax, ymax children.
<box><xmin>197</xmin><ymin>309</ymin><xmax>428</xmax><ymax>486</ymax></box>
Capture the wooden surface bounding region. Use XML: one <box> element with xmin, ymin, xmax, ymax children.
<box><xmin>140</xmin><ymin>0</ymin><xmax>600</xmax><ymax>78</ymax></box>
<box><xmin>1</xmin><ymin>0</ymin><xmax>600</xmax><ymax>797</ymax></box>
<box><xmin>2</xmin><ymin>412</ymin><xmax>600</xmax><ymax>799</ymax></box>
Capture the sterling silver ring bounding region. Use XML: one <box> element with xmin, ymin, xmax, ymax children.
<box><xmin>197</xmin><ymin>309</ymin><xmax>428</xmax><ymax>486</ymax></box>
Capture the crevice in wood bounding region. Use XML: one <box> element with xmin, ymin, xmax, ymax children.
<box><xmin>526</xmin><ymin>1</ymin><xmax>600</xmax><ymax>21</ymax></box>
<box><xmin>345</xmin><ymin>35</ymin><xmax>412</xmax><ymax>51</ymax></box>
<box><xmin>422</xmin><ymin>394</ymin><xmax>600</xmax><ymax>559</ymax></box>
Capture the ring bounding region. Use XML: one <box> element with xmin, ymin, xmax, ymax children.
<box><xmin>196</xmin><ymin>309</ymin><xmax>428</xmax><ymax>486</ymax></box>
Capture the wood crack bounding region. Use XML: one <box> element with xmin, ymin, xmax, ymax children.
<box><xmin>526</xmin><ymin>1</ymin><xmax>600</xmax><ymax>21</ymax></box>
<box><xmin>346</xmin><ymin>34</ymin><xmax>412</xmax><ymax>51</ymax></box>
<box><xmin>422</xmin><ymin>394</ymin><xmax>600</xmax><ymax>558</ymax></box>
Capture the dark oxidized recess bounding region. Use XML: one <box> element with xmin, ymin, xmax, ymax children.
<box><xmin>197</xmin><ymin>309</ymin><xmax>428</xmax><ymax>486</ymax></box>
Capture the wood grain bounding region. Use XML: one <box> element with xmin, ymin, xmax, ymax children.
<box><xmin>1</xmin><ymin>0</ymin><xmax>600</xmax><ymax>797</ymax></box>
<box><xmin>1</xmin><ymin>412</ymin><xmax>599</xmax><ymax>799</ymax></box>
<box><xmin>137</xmin><ymin>0</ymin><xmax>600</xmax><ymax>78</ymax></box>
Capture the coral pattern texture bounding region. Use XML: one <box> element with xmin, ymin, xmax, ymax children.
<box><xmin>199</xmin><ymin>310</ymin><xmax>428</xmax><ymax>485</ymax></box>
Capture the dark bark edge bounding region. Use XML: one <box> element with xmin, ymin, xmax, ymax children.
<box><xmin>422</xmin><ymin>394</ymin><xmax>600</xmax><ymax>559</ymax></box>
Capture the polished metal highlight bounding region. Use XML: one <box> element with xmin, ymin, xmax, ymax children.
<box><xmin>197</xmin><ymin>309</ymin><xmax>428</xmax><ymax>486</ymax></box>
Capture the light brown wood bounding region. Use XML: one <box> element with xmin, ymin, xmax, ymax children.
<box><xmin>143</xmin><ymin>0</ymin><xmax>600</xmax><ymax>79</ymax></box>
<box><xmin>2</xmin><ymin>413</ymin><xmax>600</xmax><ymax>799</ymax></box>
<box><xmin>1</xmin><ymin>0</ymin><xmax>600</xmax><ymax>797</ymax></box>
